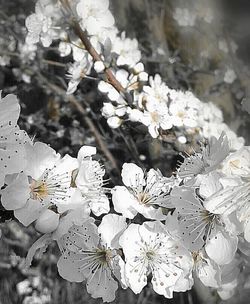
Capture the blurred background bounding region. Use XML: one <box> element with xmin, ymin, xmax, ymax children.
<box><xmin>0</xmin><ymin>0</ymin><xmax>250</xmax><ymax>303</ymax></box>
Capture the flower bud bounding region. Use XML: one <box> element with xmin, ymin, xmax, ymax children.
<box><xmin>35</xmin><ymin>209</ymin><xmax>60</xmax><ymax>234</ymax></box>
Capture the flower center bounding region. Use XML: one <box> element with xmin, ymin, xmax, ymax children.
<box><xmin>95</xmin><ymin>248</ymin><xmax>113</xmax><ymax>265</ymax></box>
<box><xmin>145</xmin><ymin>250</ymin><xmax>155</xmax><ymax>261</ymax></box>
<box><xmin>177</xmin><ymin>111</ymin><xmax>185</xmax><ymax>118</ymax></box>
<box><xmin>151</xmin><ymin>111</ymin><xmax>160</xmax><ymax>123</ymax></box>
<box><xmin>137</xmin><ymin>192</ymin><xmax>151</xmax><ymax>205</ymax></box>
<box><xmin>30</xmin><ymin>179</ymin><xmax>49</xmax><ymax>200</ymax></box>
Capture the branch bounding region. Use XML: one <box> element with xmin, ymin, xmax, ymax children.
<box><xmin>59</xmin><ymin>0</ymin><xmax>133</xmax><ymax>104</ymax></box>
<box><xmin>70</xmin><ymin>19</ymin><xmax>125</xmax><ymax>94</ymax></box>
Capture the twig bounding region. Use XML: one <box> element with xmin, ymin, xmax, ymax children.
<box><xmin>71</xmin><ymin>19</ymin><xmax>125</xmax><ymax>93</ymax></box>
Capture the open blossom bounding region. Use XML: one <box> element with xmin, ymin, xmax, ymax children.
<box><xmin>204</xmin><ymin>147</ymin><xmax>250</xmax><ymax>242</ymax></box>
<box><xmin>25</xmin><ymin>0</ymin><xmax>61</xmax><ymax>47</ymax></box>
<box><xmin>1</xmin><ymin>141</ymin><xmax>78</xmax><ymax>233</ymax></box>
<box><xmin>112</xmin><ymin>163</ymin><xmax>173</xmax><ymax>220</ymax></box>
<box><xmin>120</xmin><ymin>221</ymin><xmax>193</xmax><ymax>298</ymax></box>
<box><xmin>0</xmin><ymin>93</ymin><xmax>28</xmax><ymax>187</ymax></box>
<box><xmin>73</xmin><ymin>146</ymin><xmax>110</xmax><ymax>216</ymax></box>
<box><xmin>168</xmin><ymin>90</ymin><xmax>201</xmax><ymax>128</ymax></box>
<box><xmin>112</xmin><ymin>32</ymin><xmax>141</xmax><ymax>67</ymax></box>
<box><xmin>66</xmin><ymin>55</ymin><xmax>93</xmax><ymax>94</ymax></box>
<box><xmin>170</xmin><ymin>186</ymin><xmax>238</xmax><ymax>264</ymax></box>
<box><xmin>137</xmin><ymin>102</ymin><xmax>173</xmax><ymax>138</ymax></box>
<box><xmin>76</xmin><ymin>0</ymin><xmax>114</xmax><ymax>36</ymax></box>
<box><xmin>140</xmin><ymin>74</ymin><xmax>170</xmax><ymax>105</ymax></box>
<box><xmin>178</xmin><ymin>132</ymin><xmax>230</xmax><ymax>182</ymax></box>
<box><xmin>57</xmin><ymin>214</ymin><xmax>127</xmax><ymax>302</ymax></box>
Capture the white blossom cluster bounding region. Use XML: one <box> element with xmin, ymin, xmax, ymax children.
<box><xmin>23</xmin><ymin>0</ymin><xmax>244</xmax><ymax>148</ymax></box>
<box><xmin>1</xmin><ymin>93</ymin><xmax>250</xmax><ymax>302</ymax></box>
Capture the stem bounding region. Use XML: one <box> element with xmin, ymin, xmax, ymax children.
<box><xmin>70</xmin><ymin>18</ymin><xmax>125</xmax><ymax>94</ymax></box>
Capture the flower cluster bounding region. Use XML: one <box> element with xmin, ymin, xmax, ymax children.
<box><xmin>23</xmin><ymin>0</ymin><xmax>244</xmax><ymax>148</ymax></box>
<box><xmin>0</xmin><ymin>94</ymin><xmax>249</xmax><ymax>302</ymax></box>
<box><xmin>0</xmin><ymin>0</ymin><xmax>249</xmax><ymax>302</ymax></box>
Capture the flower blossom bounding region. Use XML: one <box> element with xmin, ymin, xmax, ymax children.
<box><xmin>170</xmin><ymin>186</ymin><xmax>238</xmax><ymax>265</ymax></box>
<box><xmin>76</xmin><ymin>0</ymin><xmax>115</xmax><ymax>37</ymax></box>
<box><xmin>57</xmin><ymin>214</ymin><xmax>127</xmax><ymax>302</ymax></box>
<box><xmin>73</xmin><ymin>145</ymin><xmax>110</xmax><ymax>216</ymax></box>
<box><xmin>112</xmin><ymin>163</ymin><xmax>173</xmax><ymax>220</ymax></box>
<box><xmin>25</xmin><ymin>0</ymin><xmax>62</xmax><ymax>47</ymax></box>
<box><xmin>1</xmin><ymin>141</ymin><xmax>78</xmax><ymax>233</ymax></box>
<box><xmin>120</xmin><ymin>221</ymin><xmax>193</xmax><ymax>298</ymax></box>
<box><xmin>0</xmin><ymin>93</ymin><xmax>28</xmax><ymax>187</ymax></box>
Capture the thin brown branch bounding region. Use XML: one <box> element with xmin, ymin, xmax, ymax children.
<box><xmin>37</xmin><ymin>73</ymin><xmax>119</xmax><ymax>173</ymax></box>
<box><xmin>59</xmin><ymin>0</ymin><xmax>129</xmax><ymax>98</ymax></box>
<box><xmin>70</xmin><ymin>18</ymin><xmax>126</xmax><ymax>94</ymax></box>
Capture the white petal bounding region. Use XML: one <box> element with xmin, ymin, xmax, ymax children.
<box><xmin>196</xmin><ymin>257</ymin><xmax>221</xmax><ymax>288</ymax></box>
<box><xmin>112</xmin><ymin>186</ymin><xmax>138</xmax><ymax>219</ymax></box>
<box><xmin>86</xmin><ymin>267</ymin><xmax>118</xmax><ymax>302</ymax></box>
<box><xmin>77</xmin><ymin>145</ymin><xmax>96</xmax><ymax>162</ymax></box>
<box><xmin>57</xmin><ymin>252</ymin><xmax>85</xmax><ymax>282</ymax></box>
<box><xmin>14</xmin><ymin>198</ymin><xmax>45</xmax><ymax>227</ymax></box>
<box><xmin>35</xmin><ymin>209</ymin><xmax>60</xmax><ymax>234</ymax></box>
<box><xmin>124</xmin><ymin>258</ymin><xmax>147</xmax><ymax>294</ymax></box>
<box><xmin>24</xmin><ymin>142</ymin><xmax>59</xmax><ymax>180</ymax></box>
<box><xmin>121</xmin><ymin>163</ymin><xmax>145</xmax><ymax>188</ymax></box>
<box><xmin>244</xmin><ymin>218</ymin><xmax>250</xmax><ymax>242</ymax></box>
<box><xmin>89</xmin><ymin>194</ymin><xmax>110</xmax><ymax>216</ymax></box>
<box><xmin>98</xmin><ymin>214</ymin><xmax>127</xmax><ymax>248</ymax></box>
<box><xmin>1</xmin><ymin>173</ymin><xmax>30</xmax><ymax>210</ymax></box>
<box><xmin>52</xmin><ymin>210</ymin><xmax>91</xmax><ymax>241</ymax></box>
<box><xmin>205</xmin><ymin>229</ymin><xmax>238</xmax><ymax>265</ymax></box>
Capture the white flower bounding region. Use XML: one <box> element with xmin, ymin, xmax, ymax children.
<box><xmin>120</xmin><ymin>222</ymin><xmax>193</xmax><ymax>298</ymax></box>
<box><xmin>74</xmin><ymin>146</ymin><xmax>110</xmax><ymax>216</ymax></box>
<box><xmin>66</xmin><ymin>56</ymin><xmax>92</xmax><ymax>94</ymax></box>
<box><xmin>170</xmin><ymin>186</ymin><xmax>235</xmax><ymax>257</ymax></box>
<box><xmin>112</xmin><ymin>32</ymin><xmax>141</xmax><ymax>67</ymax></box>
<box><xmin>178</xmin><ymin>132</ymin><xmax>230</xmax><ymax>181</ymax></box>
<box><xmin>25</xmin><ymin>0</ymin><xmax>61</xmax><ymax>47</ymax></box>
<box><xmin>76</xmin><ymin>0</ymin><xmax>114</xmax><ymax>36</ymax></box>
<box><xmin>221</xmin><ymin>147</ymin><xmax>250</xmax><ymax>177</ymax></box>
<box><xmin>0</xmin><ymin>93</ymin><xmax>27</xmax><ymax>187</ymax></box>
<box><xmin>57</xmin><ymin>214</ymin><xmax>127</xmax><ymax>302</ymax></box>
<box><xmin>140</xmin><ymin>74</ymin><xmax>170</xmax><ymax>105</ymax></box>
<box><xmin>1</xmin><ymin>141</ymin><xmax>78</xmax><ymax>232</ymax></box>
<box><xmin>169</xmin><ymin>91</ymin><xmax>201</xmax><ymax>128</ymax></box>
<box><xmin>139</xmin><ymin>103</ymin><xmax>173</xmax><ymax>138</ymax></box>
<box><xmin>112</xmin><ymin>163</ymin><xmax>172</xmax><ymax>220</ymax></box>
